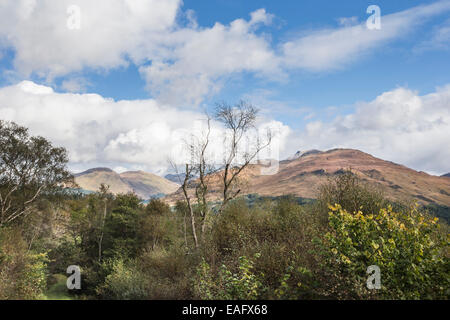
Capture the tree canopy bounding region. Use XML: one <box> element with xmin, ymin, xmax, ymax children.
<box><xmin>0</xmin><ymin>120</ymin><xmax>73</xmax><ymax>226</ymax></box>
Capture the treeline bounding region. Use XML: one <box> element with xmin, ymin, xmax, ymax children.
<box><xmin>2</xmin><ymin>174</ymin><xmax>449</xmax><ymax>300</ymax></box>
<box><xmin>0</xmin><ymin>119</ymin><xmax>449</xmax><ymax>300</ymax></box>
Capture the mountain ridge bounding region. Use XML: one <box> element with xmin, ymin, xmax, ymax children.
<box><xmin>164</xmin><ymin>148</ymin><xmax>450</xmax><ymax>207</ymax></box>
<box><xmin>74</xmin><ymin>168</ymin><xmax>179</xmax><ymax>200</ymax></box>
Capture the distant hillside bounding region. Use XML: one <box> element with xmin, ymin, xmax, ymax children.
<box><xmin>119</xmin><ymin>171</ymin><xmax>179</xmax><ymax>200</ymax></box>
<box><xmin>75</xmin><ymin>168</ymin><xmax>132</xmax><ymax>195</ymax></box>
<box><xmin>287</xmin><ymin>149</ymin><xmax>322</xmax><ymax>160</ymax></box>
<box><xmin>165</xmin><ymin>149</ymin><xmax>450</xmax><ymax>208</ymax></box>
<box><xmin>75</xmin><ymin>168</ymin><xmax>179</xmax><ymax>200</ymax></box>
<box><xmin>442</xmin><ymin>173</ymin><xmax>450</xmax><ymax>178</ymax></box>
<box><xmin>164</xmin><ymin>173</ymin><xmax>185</xmax><ymax>184</ymax></box>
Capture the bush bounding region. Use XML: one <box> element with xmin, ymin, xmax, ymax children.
<box><xmin>139</xmin><ymin>199</ymin><xmax>178</xmax><ymax>250</ymax></box>
<box><xmin>139</xmin><ymin>246</ymin><xmax>197</xmax><ymax>299</ymax></box>
<box><xmin>194</xmin><ymin>254</ymin><xmax>264</xmax><ymax>300</ymax></box>
<box><xmin>200</xmin><ymin>197</ymin><xmax>325</xmax><ymax>299</ymax></box>
<box><xmin>96</xmin><ymin>258</ymin><xmax>149</xmax><ymax>300</ymax></box>
<box><xmin>320</xmin><ymin>204</ymin><xmax>449</xmax><ymax>299</ymax></box>
<box><xmin>0</xmin><ymin>227</ymin><xmax>48</xmax><ymax>299</ymax></box>
<box><xmin>317</xmin><ymin>170</ymin><xmax>386</xmax><ymax>217</ymax></box>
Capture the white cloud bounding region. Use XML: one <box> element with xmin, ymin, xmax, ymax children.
<box><xmin>292</xmin><ymin>85</ymin><xmax>450</xmax><ymax>175</ymax></box>
<box><xmin>0</xmin><ymin>0</ymin><xmax>181</xmax><ymax>78</ymax></box>
<box><xmin>337</xmin><ymin>16</ymin><xmax>359</xmax><ymax>27</ymax></box>
<box><xmin>1</xmin><ymin>81</ymin><xmax>449</xmax><ymax>175</ymax></box>
<box><xmin>415</xmin><ymin>18</ymin><xmax>450</xmax><ymax>52</ymax></box>
<box><xmin>0</xmin><ymin>81</ymin><xmax>290</xmax><ymax>174</ymax></box>
<box><xmin>1</xmin><ymin>1</ymin><xmax>450</xmax><ymax>106</ymax></box>
<box><xmin>0</xmin><ymin>2</ymin><xmax>281</xmax><ymax>105</ymax></box>
<box><xmin>139</xmin><ymin>8</ymin><xmax>282</xmax><ymax>105</ymax></box>
<box><xmin>61</xmin><ymin>77</ymin><xmax>91</xmax><ymax>93</ymax></box>
<box><xmin>1</xmin><ymin>2</ymin><xmax>449</xmax><ymax>176</ymax></box>
<box><xmin>281</xmin><ymin>1</ymin><xmax>450</xmax><ymax>71</ymax></box>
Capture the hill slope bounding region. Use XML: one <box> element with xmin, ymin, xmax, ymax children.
<box><xmin>165</xmin><ymin>149</ymin><xmax>450</xmax><ymax>207</ymax></box>
<box><xmin>75</xmin><ymin>168</ymin><xmax>179</xmax><ymax>199</ymax></box>
<box><xmin>74</xmin><ymin>168</ymin><xmax>132</xmax><ymax>195</ymax></box>
<box><xmin>119</xmin><ymin>171</ymin><xmax>180</xmax><ymax>199</ymax></box>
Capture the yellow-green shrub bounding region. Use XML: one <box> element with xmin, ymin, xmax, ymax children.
<box><xmin>0</xmin><ymin>227</ymin><xmax>48</xmax><ymax>299</ymax></box>
<box><xmin>194</xmin><ymin>254</ymin><xmax>264</xmax><ymax>300</ymax></box>
<box><xmin>321</xmin><ymin>204</ymin><xmax>449</xmax><ymax>299</ymax></box>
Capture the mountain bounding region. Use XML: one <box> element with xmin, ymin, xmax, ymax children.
<box><xmin>164</xmin><ymin>173</ymin><xmax>185</xmax><ymax>184</ymax></box>
<box><xmin>287</xmin><ymin>149</ymin><xmax>322</xmax><ymax>160</ymax></box>
<box><xmin>119</xmin><ymin>171</ymin><xmax>180</xmax><ymax>199</ymax></box>
<box><xmin>75</xmin><ymin>168</ymin><xmax>179</xmax><ymax>199</ymax></box>
<box><xmin>165</xmin><ymin>149</ymin><xmax>450</xmax><ymax>207</ymax></box>
<box><xmin>74</xmin><ymin>168</ymin><xmax>132</xmax><ymax>195</ymax></box>
<box><xmin>442</xmin><ymin>173</ymin><xmax>450</xmax><ymax>178</ymax></box>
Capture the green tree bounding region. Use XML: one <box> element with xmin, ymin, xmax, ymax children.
<box><xmin>103</xmin><ymin>193</ymin><xmax>142</xmax><ymax>259</ymax></box>
<box><xmin>0</xmin><ymin>227</ymin><xmax>48</xmax><ymax>299</ymax></box>
<box><xmin>139</xmin><ymin>199</ymin><xmax>177</xmax><ymax>250</ymax></box>
<box><xmin>317</xmin><ymin>170</ymin><xmax>386</xmax><ymax>217</ymax></box>
<box><xmin>0</xmin><ymin>120</ymin><xmax>72</xmax><ymax>227</ymax></box>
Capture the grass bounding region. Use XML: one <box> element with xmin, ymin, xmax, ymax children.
<box><xmin>44</xmin><ymin>274</ymin><xmax>74</xmax><ymax>300</ymax></box>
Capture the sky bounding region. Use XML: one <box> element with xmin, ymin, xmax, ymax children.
<box><xmin>0</xmin><ymin>0</ymin><xmax>449</xmax><ymax>175</ymax></box>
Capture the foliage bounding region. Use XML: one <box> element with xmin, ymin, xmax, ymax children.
<box><xmin>0</xmin><ymin>120</ymin><xmax>72</xmax><ymax>227</ymax></box>
<box><xmin>1</xmin><ymin>122</ymin><xmax>448</xmax><ymax>301</ymax></box>
<box><xmin>0</xmin><ymin>227</ymin><xmax>49</xmax><ymax>299</ymax></box>
<box><xmin>195</xmin><ymin>254</ymin><xmax>263</xmax><ymax>300</ymax></box>
<box><xmin>45</xmin><ymin>274</ymin><xmax>73</xmax><ymax>300</ymax></box>
<box><xmin>139</xmin><ymin>199</ymin><xmax>177</xmax><ymax>250</ymax></box>
<box><xmin>274</xmin><ymin>262</ymin><xmax>313</xmax><ymax>300</ymax></box>
<box><xmin>320</xmin><ymin>204</ymin><xmax>449</xmax><ymax>299</ymax></box>
<box><xmin>317</xmin><ymin>170</ymin><xmax>386</xmax><ymax>217</ymax></box>
<box><xmin>96</xmin><ymin>258</ymin><xmax>149</xmax><ymax>300</ymax></box>
<box><xmin>423</xmin><ymin>203</ymin><xmax>450</xmax><ymax>224</ymax></box>
<box><xmin>103</xmin><ymin>193</ymin><xmax>142</xmax><ymax>259</ymax></box>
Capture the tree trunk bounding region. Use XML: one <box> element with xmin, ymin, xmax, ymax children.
<box><xmin>98</xmin><ymin>199</ymin><xmax>107</xmax><ymax>262</ymax></box>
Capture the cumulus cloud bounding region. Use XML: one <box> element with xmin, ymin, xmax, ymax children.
<box><xmin>1</xmin><ymin>2</ymin><xmax>449</xmax><ymax>175</ymax></box>
<box><xmin>0</xmin><ymin>0</ymin><xmax>181</xmax><ymax>78</ymax></box>
<box><xmin>139</xmin><ymin>8</ymin><xmax>281</xmax><ymax>105</ymax></box>
<box><xmin>1</xmin><ymin>1</ymin><xmax>450</xmax><ymax>105</ymax></box>
<box><xmin>0</xmin><ymin>81</ymin><xmax>290</xmax><ymax>174</ymax></box>
<box><xmin>0</xmin><ymin>1</ymin><xmax>280</xmax><ymax>105</ymax></box>
<box><xmin>1</xmin><ymin>81</ymin><xmax>449</xmax><ymax>175</ymax></box>
<box><xmin>292</xmin><ymin>85</ymin><xmax>450</xmax><ymax>175</ymax></box>
<box><xmin>60</xmin><ymin>77</ymin><xmax>91</xmax><ymax>93</ymax></box>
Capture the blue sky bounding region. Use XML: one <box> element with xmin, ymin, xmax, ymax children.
<box><xmin>2</xmin><ymin>1</ymin><xmax>448</xmax><ymax>106</ymax></box>
<box><xmin>0</xmin><ymin>0</ymin><xmax>449</xmax><ymax>174</ymax></box>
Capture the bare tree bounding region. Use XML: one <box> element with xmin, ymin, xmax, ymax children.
<box><xmin>170</xmin><ymin>159</ymin><xmax>199</xmax><ymax>248</ymax></box>
<box><xmin>97</xmin><ymin>183</ymin><xmax>111</xmax><ymax>262</ymax></box>
<box><xmin>168</xmin><ymin>101</ymin><xmax>273</xmax><ymax>246</ymax></box>
<box><xmin>169</xmin><ymin>112</ymin><xmax>215</xmax><ymax>246</ymax></box>
<box><xmin>214</xmin><ymin>101</ymin><xmax>272</xmax><ymax>212</ymax></box>
<box><xmin>192</xmin><ymin>114</ymin><xmax>216</xmax><ymax>235</ymax></box>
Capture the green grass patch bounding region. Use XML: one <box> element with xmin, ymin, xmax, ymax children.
<box><xmin>45</xmin><ymin>274</ymin><xmax>74</xmax><ymax>300</ymax></box>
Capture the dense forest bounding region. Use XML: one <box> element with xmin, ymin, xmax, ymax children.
<box><xmin>0</xmin><ymin>119</ymin><xmax>449</xmax><ymax>300</ymax></box>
